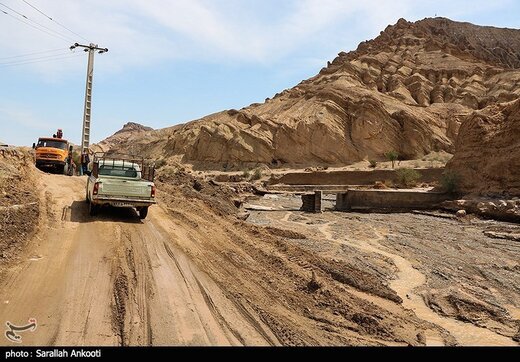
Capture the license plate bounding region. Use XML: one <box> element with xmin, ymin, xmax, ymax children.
<box><xmin>112</xmin><ymin>202</ymin><xmax>133</xmax><ymax>208</ymax></box>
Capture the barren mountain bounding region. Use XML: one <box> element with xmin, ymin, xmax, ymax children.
<box><xmin>101</xmin><ymin>17</ymin><xmax>520</xmax><ymax>170</ymax></box>
<box><xmin>446</xmin><ymin>99</ymin><xmax>520</xmax><ymax>196</ymax></box>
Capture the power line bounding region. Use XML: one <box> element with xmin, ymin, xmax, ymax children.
<box><xmin>0</xmin><ymin>7</ymin><xmax>74</xmax><ymax>43</ymax></box>
<box><xmin>0</xmin><ymin>52</ymin><xmax>81</xmax><ymax>66</ymax></box>
<box><xmin>0</xmin><ymin>53</ymin><xmax>83</xmax><ymax>68</ymax></box>
<box><xmin>0</xmin><ymin>1</ymin><xmax>26</xmax><ymax>17</ymax></box>
<box><xmin>0</xmin><ymin>51</ymin><xmax>77</xmax><ymax>65</ymax></box>
<box><xmin>0</xmin><ymin>2</ymin><xmax>76</xmax><ymax>42</ymax></box>
<box><xmin>21</xmin><ymin>0</ymin><xmax>89</xmax><ymax>42</ymax></box>
<box><xmin>0</xmin><ymin>48</ymin><xmax>67</xmax><ymax>61</ymax></box>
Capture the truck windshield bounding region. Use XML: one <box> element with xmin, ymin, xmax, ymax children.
<box><xmin>98</xmin><ymin>166</ymin><xmax>138</xmax><ymax>178</ymax></box>
<box><xmin>37</xmin><ymin>140</ymin><xmax>68</xmax><ymax>150</ymax></box>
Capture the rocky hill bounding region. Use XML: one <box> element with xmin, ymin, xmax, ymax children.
<box><xmin>93</xmin><ymin>122</ymin><xmax>154</xmax><ymax>153</ymax></box>
<box><xmin>100</xmin><ymin>17</ymin><xmax>520</xmax><ymax>170</ymax></box>
<box><xmin>446</xmin><ymin>99</ymin><xmax>520</xmax><ymax>196</ymax></box>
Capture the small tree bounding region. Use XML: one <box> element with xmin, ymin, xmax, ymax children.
<box><xmin>441</xmin><ymin>171</ymin><xmax>459</xmax><ymax>194</ymax></box>
<box><xmin>242</xmin><ymin>169</ymin><xmax>251</xmax><ymax>180</ymax></box>
<box><xmin>369</xmin><ymin>160</ymin><xmax>377</xmax><ymax>169</ymax></box>
<box><xmin>385</xmin><ymin>151</ymin><xmax>399</xmax><ymax>169</ymax></box>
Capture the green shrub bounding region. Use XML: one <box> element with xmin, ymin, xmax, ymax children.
<box><xmin>385</xmin><ymin>151</ymin><xmax>399</xmax><ymax>169</ymax></box>
<box><xmin>369</xmin><ymin>160</ymin><xmax>377</xmax><ymax>169</ymax></box>
<box><xmin>396</xmin><ymin>168</ymin><xmax>421</xmax><ymax>187</ymax></box>
<box><xmin>242</xmin><ymin>169</ymin><xmax>251</xmax><ymax>179</ymax></box>
<box><xmin>441</xmin><ymin>171</ymin><xmax>459</xmax><ymax>194</ymax></box>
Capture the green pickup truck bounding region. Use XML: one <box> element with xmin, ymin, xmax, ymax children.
<box><xmin>86</xmin><ymin>154</ymin><xmax>156</xmax><ymax>219</ymax></box>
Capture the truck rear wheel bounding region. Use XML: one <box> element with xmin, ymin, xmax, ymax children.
<box><xmin>138</xmin><ymin>207</ymin><xmax>149</xmax><ymax>220</ymax></box>
<box><xmin>89</xmin><ymin>201</ymin><xmax>98</xmax><ymax>216</ymax></box>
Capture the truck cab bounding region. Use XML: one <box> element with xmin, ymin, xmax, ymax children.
<box><xmin>34</xmin><ymin>137</ymin><xmax>71</xmax><ymax>174</ymax></box>
<box><xmin>86</xmin><ymin>153</ymin><xmax>156</xmax><ymax>219</ymax></box>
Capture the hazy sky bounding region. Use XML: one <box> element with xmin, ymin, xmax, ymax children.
<box><xmin>1</xmin><ymin>0</ymin><xmax>519</xmax><ymax>146</ymax></box>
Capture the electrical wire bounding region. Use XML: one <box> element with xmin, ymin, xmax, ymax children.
<box><xmin>21</xmin><ymin>0</ymin><xmax>89</xmax><ymax>42</ymax></box>
<box><xmin>0</xmin><ymin>51</ymin><xmax>77</xmax><ymax>65</ymax></box>
<box><xmin>0</xmin><ymin>48</ymin><xmax>67</xmax><ymax>61</ymax></box>
<box><xmin>1</xmin><ymin>7</ymin><xmax>73</xmax><ymax>43</ymax></box>
<box><xmin>0</xmin><ymin>2</ymin><xmax>76</xmax><ymax>42</ymax></box>
<box><xmin>0</xmin><ymin>53</ymin><xmax>83</xmax><ymax>68</ymax></box>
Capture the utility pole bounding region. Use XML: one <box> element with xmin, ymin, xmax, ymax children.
<box><xmin>70</xmin><ymin>43</ymin><xmax>108</xmax><ymax>152</ymax></box>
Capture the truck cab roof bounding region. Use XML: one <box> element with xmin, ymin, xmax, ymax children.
<box><xmin>38</xmin><ymin>137</ymin><xmax>68</xmax><ymax>142</ymax></box>
<box><xmin>98</xmin><ymin>160</ymin><xmax>141</xmax><ymax>171</ymax></box>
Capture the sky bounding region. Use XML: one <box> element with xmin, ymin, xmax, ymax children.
<box><xmin>1</xmin><ymin>0</ymin><xmax>519</xmax><ymax>146</ymax></box>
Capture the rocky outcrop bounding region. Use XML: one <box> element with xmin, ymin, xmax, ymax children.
<box><xmin>446</xmin><ymin>99</ymin><xmax>520</xmax><ymax>196</ymax></box>
<box><xmin>100</xmin><ymin>17</ymin><xmax>520</xmax><ymax>170</ymax></box>
<box><xmin>114</xmin><ymin>122</ymin><xmax>153</xmax><ymax>135</ymax></box>
<box><xmin>442</xmin><ymin>198</ymin><xmax>520</xmax><ymax>222</ymax></box>
<box><xmin>93</xmin><ymin>122</ymin><xmax>154</xmax><ymax>153</ymax></box>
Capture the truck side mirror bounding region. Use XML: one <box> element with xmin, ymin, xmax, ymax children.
<box><xmin>32</xmin><ymin>143</ymin><xmax>36</xmax><ymax>149</ymax></box>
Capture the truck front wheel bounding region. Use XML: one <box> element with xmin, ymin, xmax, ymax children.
<box><xmin>138</xmin><ymin>207</ymin><xmax>149</xmax><ymax>220</ymax></box>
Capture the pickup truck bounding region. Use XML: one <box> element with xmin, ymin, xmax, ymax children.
<box><xmin>86</xmin><ymin>154</ymin><xmax>156</xmax><ymax>219</ymax></box>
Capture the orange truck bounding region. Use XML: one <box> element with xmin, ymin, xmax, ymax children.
<box><xmin>33</xmin><ymin>129</ymin><xmax>73</xmax><ymax>175</ymax></box>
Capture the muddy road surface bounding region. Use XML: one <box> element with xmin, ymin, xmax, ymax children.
<box><xmin>0</xmin><ymin>174</ymin><xmax>275</xmax><ymax>346</ymax></box>
<box><xmin>2</xmin><ymin>173</ymin><xmax>519</xmax><ymax>346</ymax></box>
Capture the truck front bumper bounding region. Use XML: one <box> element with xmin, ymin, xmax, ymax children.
<box><xmin>36</xmin><ymin>160</ymin><xmax>66</xmax><ymax>168</ymax></box>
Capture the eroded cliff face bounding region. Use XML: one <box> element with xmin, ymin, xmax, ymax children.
<box><xmin>100</xmin><ymin>17</ymin><xmax>520</xmax><ymax>170</ymax></box>
<box><xmin>446</xmin><ymin>99</ymin><xmax>520</xmax><ymax>196</ymax></box>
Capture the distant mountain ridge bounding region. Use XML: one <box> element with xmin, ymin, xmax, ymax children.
<box><xmin>99</xmin><ymin>17</ymin><xmax>520</xmax><ymax>172</ymax></box>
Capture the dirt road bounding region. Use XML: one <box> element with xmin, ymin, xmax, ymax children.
<box><xmin>0</xmin><ymin>174</ymin><xmax>276</xmax><ymax>346</ymax></box>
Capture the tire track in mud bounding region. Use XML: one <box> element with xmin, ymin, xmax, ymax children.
<box><xmin>104</xmin><ymin>209</ymin><xmax>277</xmax><ymax>346</ymax></box>
<box><xmin>112</xmin><ymin>272</ymin><xmax>128</xmax><ymax>346</ymax></box>
<box><xmin>149</xmin><ymin>209</ymin><xmax>281</xmax><ymax>346</ymax></box>
<box><xmin>192</xmin><ymin>278</ymin><xmax>247</xmax><ymax>346</ymax></box>
<box><xmin>110</xmin><ymin>225</ymin><xmax>153</xmax><ymax>346</ymax></box>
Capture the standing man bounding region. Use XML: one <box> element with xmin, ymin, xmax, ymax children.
<box><xmin>81</xmin><ymin>151</ymin><xmax>90</xmax><ymax>176</ymax></box>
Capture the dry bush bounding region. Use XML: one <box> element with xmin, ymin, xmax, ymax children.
<box><xmin>396</xmin><ymin>168</ymin><xmax>421</xmax><ymax>187</ymax></box>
